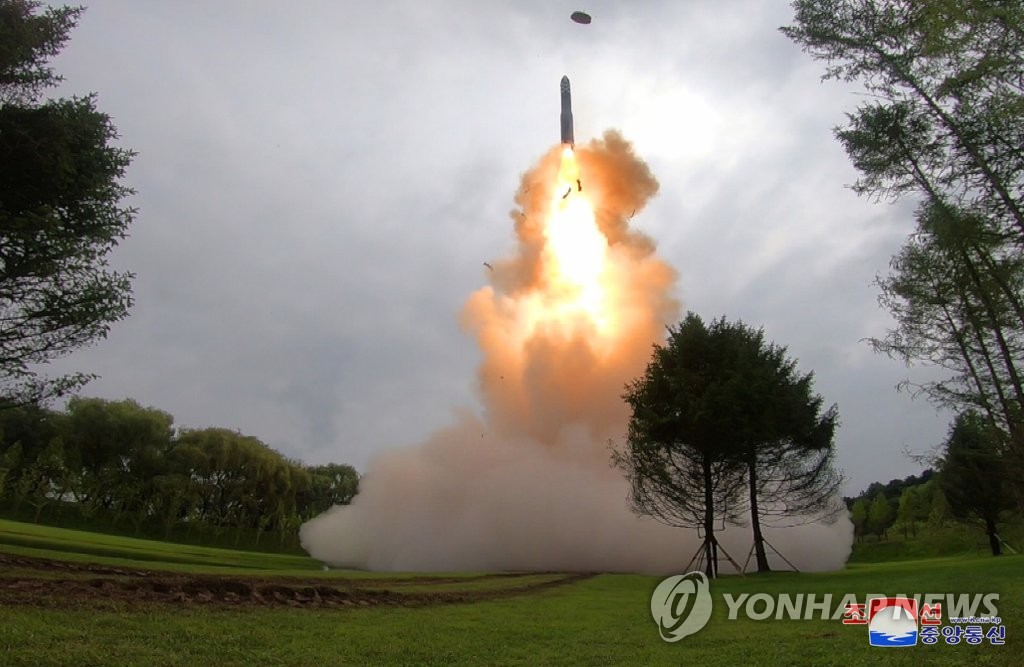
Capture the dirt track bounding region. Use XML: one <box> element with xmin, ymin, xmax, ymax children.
<box><xmin>0</xmin><ymin>553</ymin><xmax>594</xmax><ymax>609</ymax></box>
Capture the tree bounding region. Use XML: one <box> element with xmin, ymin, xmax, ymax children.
<box><xmin>782</xmin><ymin>1</ymin><xmax>1024</xmax><ymax>242</ymax></box>
<box><xmin>614</xmin><ymin>314</ymin><xmax>749</xmax><ymax>577</ymax></box>
<box><xmin>928</xmin><ymin>486</ymin><xmax>951</xmax><ymax>527</ymax></box>
<box><xmin>17</xmin><ymin>435</ymin><xmax>67</xmax><ymax>521</ymax></box>
<box><xmin>896</xmin><ymin>485</ymin><xmax>925</xmax><ymax>538</ymax></box>
<box><xmin>302</xmin><ymin>463</ymin><xmax>360</xmax><ymax>517</ymax></box>
<box><xmin>850</xmin><ymin>498</ymin><xmax>868</xmax><ymax>542</ymax></box>
<box><xmin>870</xmin><ymin>202</ymin><xmax>1024</xmax><ymax>440</ymax></box>
<box><xmin>0</xmin><ymin>441</ymin><xmax>21</xmax><ymax>501</ymax></box>
<box><xmin>60</xmin><ymin>397</ymin><xmax>174</xmax><ymax>522</ymax></box>
<box><xmin>938</xmin><ymin>412</ymin><xmax>1013</xmax><ymax>555</ymax></box>
<box><xmin>784</xmin><ymin>1</ymin><xmax>1024</xmax><ymax>505</ymax></box>
<box><xmin>0</xmin><ymin>402</ymin><xmax>59</xmax><ymax>501</ymax></box>
<box><xmin>614</xmin><ymin>313</ymin><xmax>842</xmax><ymax>575</ymax></box>
<box><xmin>728</xmin><ymin>327</ymin><xmax>841</xmax><ymax>572</ymax></box>
<box><xmin>0</xmin><ymin>1</ymin><xmax>135</xmax><ymax>406</ymax></box>
<box><xmin>171</xmin><ymin>427</ymin><xmax>309</xmax><ymax>541</ymax></box>
<box><xmin>868</xmin><ymin>491</ymin><xmax>893</xmax><ymax>540</ymax></box>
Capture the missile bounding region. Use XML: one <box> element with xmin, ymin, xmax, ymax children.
<box><xmin>560</xmin><ymin>75</ymin><xmax>574</xmax><ymax>147</ymax></box>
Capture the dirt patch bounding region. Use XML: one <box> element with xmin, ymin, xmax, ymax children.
<box><xmin>0</xmin><ymin>553</ymin><xmax>594</xmax><ymax>609</ymax></box>
<box><xmin>0</xmin><ymin>552</ymin><xmax>157</xmax><ymax>578</ymax></box>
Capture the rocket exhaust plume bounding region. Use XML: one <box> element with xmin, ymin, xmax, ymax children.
<box><xmin>301</xmin><ymin>118</ymin><xmax>852</xmax><ymax>572</ymax></box>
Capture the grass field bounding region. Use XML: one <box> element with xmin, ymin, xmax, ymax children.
<box><xmin>0</xmin><ymin>519</ymin><xmax>1020</xmax><ymax>666</ymax></box>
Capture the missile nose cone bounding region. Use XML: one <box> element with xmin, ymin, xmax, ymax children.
<box><xmin>560</xmin><ymin>75</ymin><xmax>571</xmax><ymax>95</ymax></box>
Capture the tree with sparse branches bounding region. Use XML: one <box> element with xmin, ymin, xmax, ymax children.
<box><xmin>0</xmin><ymin>0</ymin><xmax>135</xmax><ymax>406</ymax></box>
<box><xmin>614</xmin><ymin>313</ymin><xmax>843</xmax><ymax>575</ymax></box>
<box><xmin>870</xmin><ymin>202</ymin><xmax>1024</xmax><ymax>450</ymax></box>
<box><xmin>614</xmin><ymin>314</ymin><xmax>748</xmax><ymax>577</ymax></box>
<box><xmin>783</xmin><ymin>0</ymin><xmax>1024</xmax><ymax>503</ymax></box>
<box><xmin>724</xmin><ymin>325</ymin><xmax>842</xmax><ymax>572</ymax></box>
<box><xmin>782</xmin><ymin>0</ymin><xmax>1024</xmax><ymax>242</ymax></box>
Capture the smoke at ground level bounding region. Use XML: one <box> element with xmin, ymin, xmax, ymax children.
<box><xmin>300</xmin><ymin>132</ymin><xmax>853</xmax><ymax>573</ymax></box>
<box><xmin>300</xmin><ymin>413</ymin><xmax>853</xmax><ymax>573</ymax></box>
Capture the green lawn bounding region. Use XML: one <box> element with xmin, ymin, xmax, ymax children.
<box><xmin>0</xmin><ymin>519</ymin><xmax>496</xmax><ymax>579</ymax></box>
<box><xmin>0</xmin><ymin>518</ymin><xmax>320</xmax><ymax>572</ymax></box>
<box><xmin>849</xmin><ymin>520</ymin><xmax>1024</xmax><ymax>563</ymax></box>
<box><xmin>0</xmin><ymin>519</ymin><xmax>1020</xmax><ymax>666</ymax></box>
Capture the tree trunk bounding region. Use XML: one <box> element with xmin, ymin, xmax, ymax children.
<box><xmin>702</xmin><ymin>457</ymin><xmax>717</xmax><ymax>578</ymax></box>
<box><xmin>986</xmin><ymin>517</ymin><xmax>1002</xmax><ymax>556</ymax></box>
<box><xmin>747</xmin><ymin>454</ymin><xmax>770</xmax><ymax>572</ymax></box>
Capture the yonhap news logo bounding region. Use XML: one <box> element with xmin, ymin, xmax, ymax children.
<box><xmin>650</xmin><ymin>574</ymin><xmax>1005</xmax><ymax>648</ymax></box>
<box><xmin>649</xmin><ymin>572</ymin><xmax>713</xmax><ymax>642</ymax></box>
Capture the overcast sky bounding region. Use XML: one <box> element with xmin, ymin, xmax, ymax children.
<box><xmin>45</xmin><ymin>0</ymin><xmax>949</xmax><ymax>494</ymax></box>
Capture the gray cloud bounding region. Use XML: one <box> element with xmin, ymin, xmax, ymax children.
<box><xmin>44</xmin><ymin>1</ymin><xmax>947</xmax><ymax>494</ymax></box>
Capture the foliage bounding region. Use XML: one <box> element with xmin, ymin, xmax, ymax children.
<box><xmin>844</xmin><ymin>468</ymin><xmax>932</xmax><ymax>509</ymax></box>
<box><xmin>895</xmin><ymin>484</ymin><xmax>926</xmax><ymax>538</ymax></box>
<box><xmin>929</xmin><ymin>485</ymin><xmax>951</xmax><ymax>527</ymax></box>
<box><xmin>868</xmin><ymin>491</ymin><xmax>893</xmax><ymax>539</ymax></box>
<box><xmin>615</xmin><ymin>313</ymin><xmax>842</xmax><ymax>575</ymax></box>
<box><xmin>850</xmin><ymin>498</ymin><xmax>867</xmax><ymax>541</ymax></box>
<box><xmin>615</xmin><ymin>314</ymin><xmax>748</xmax><ymax>576</ymax></box>
<box><xmin>870</xmin><ymin>203</ymin><xmax>1024</xmax><ymax>444</ymax></box>
<box><xmin>784</xmin><ymin>0</ymin><xmax>1024</xmax><ymax>508</ymax></box>
<box><xmin>938</xmin><ymin>411</ymin><xmax>1015</xmax><ymax>555</ymax></box>
<box><xmin>0</xmin><ymin>397</ymin><xmax>358</xmax><ymax>550</ymax></box>
<box><xmin>782</xmin><ymin>1</ymin><xmax>1024</xmax><ymax>241</ymax></box>
<box><xmin>0</xmin><ymin>1</ymin><xmax>136</xmax><ymax>405</ymax></box>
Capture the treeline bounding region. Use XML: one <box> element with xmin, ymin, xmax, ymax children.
<box><xmin>847</xmin><ymin>415</ymin><xmax>1017</xmax><ymax>556</ymax></box>
<box><xmin>0</xmin><ymin>397</ymin><xmax>359</xmax><ymax>550</ymax></box>
<box><xmin>846</xmin><ymin>471</ymin><xmax>946</xmax><ymax>543</ymax></box>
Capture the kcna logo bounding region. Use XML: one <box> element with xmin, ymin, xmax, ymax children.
<box><xmin>650</xmin><ymin>572</ymin><xmax>713</xmax><ymax>642</ymax></box>
<box><xmin>866</xmin><ymin>598</ymin><xmax>919</xmax><ymax>647</ymax></box>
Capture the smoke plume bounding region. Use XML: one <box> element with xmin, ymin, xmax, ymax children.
<box><xmin>301</xmin><ymin>131</ymin><xmax>853</xmax><ymax>572</ymax></box>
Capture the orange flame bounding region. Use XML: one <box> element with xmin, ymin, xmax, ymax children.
<box><xmin>521</xmin><ymin>146</ymin><xmax>615</xmax><ymax>338</ymax></box>
<box><xmin>463</xmin><ymin>131</ymin><xmax>676</xmax><ymax>443</ymax></box>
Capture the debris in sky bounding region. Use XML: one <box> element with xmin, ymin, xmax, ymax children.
<box><xmin>300</xmin><ymin>131</ymin><xmax>854</xmax><ymax>574</ymax></box>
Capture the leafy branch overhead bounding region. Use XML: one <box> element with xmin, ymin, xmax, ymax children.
<box><xmin>784</xmin><ymin>0</ymin><xmax>1024</xmax><ymax>511</ymax></box>
<box><xmin>0</xmin><ymin>0</ymin><xmax>136</xmax><ymax>406</ymax></box>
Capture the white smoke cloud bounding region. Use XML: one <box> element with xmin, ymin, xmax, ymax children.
<box><xmin>300</xmin><ymin>132</ymin><xmax>853</xmax><ymax>573</ymax></box>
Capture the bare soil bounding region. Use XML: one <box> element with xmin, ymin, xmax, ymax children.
<box><xmin>0</xmin><ymin>553</ymin><xmax>594</xmax><ymax>609</ymax></box>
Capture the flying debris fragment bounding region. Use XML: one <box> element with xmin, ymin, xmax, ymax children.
<box><xmin>570</xmin><ymin>11</ymin><xmax>592</xmax><ymax>24</ymax></box>
<box><xmin>483</xmin><ymin>262</ymin><xmax>493</xmax><ymax>271</ymax></box>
